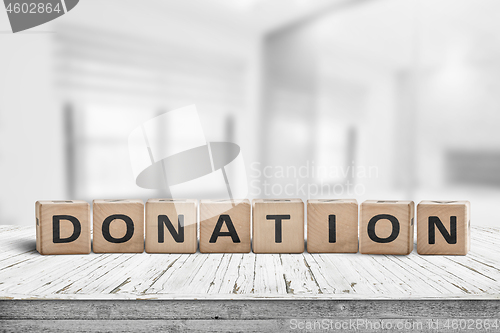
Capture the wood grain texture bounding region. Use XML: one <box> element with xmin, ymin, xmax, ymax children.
<box><xmin>35</xmin><ymin>201</ymin><xmax>90</xmax><ymax>255</ymax></box>
<box><xmin>0</xmin><ymin>316</ymin><xmax>498</xmax><ymax>333</ymax></box>
<box><xmin>2</xmin><ymin>300</ymin><xmax>500</xmax><ymax>319</ymax></box>
<box><xmin>307</xmin><ymin>199</ymin><xmax>358</xmax><ymax>253</ymax></box>
<box><xmin>252</xmin><ymin>199</ymin><xmax>304</xmax><ymax>254</ymax></box>
<box><xmin>145</xmin><ymin>199</ymin><xmax>197</xmax><ymax>254</ymax></box>
<box><xmin>1</xmin><ymin>300</ymin><xmax>500</xmax><ymax>333</ymax></box>
<box><xmin>417</xmin><ymin>201</ymin><xmax>470</xmax><ymax>255</ymax></box>
<box><xmin>359</xmin><ymin>201</ymin><xmax>414</xmax><ymax>255</ymax></box>
<box><xmin>1</xmin><ymin>225</ymin><xmax>500</xmax><ymax>300</ymax></box>
<box><xmin>200</xmin><ymin>199</ymin><xmax>251</xmax><ymax>253</ymax></box>
<box><xmin>93</xmin><ymin>200</ymin><xmax>144</xmax><ymax>253</ymax></box>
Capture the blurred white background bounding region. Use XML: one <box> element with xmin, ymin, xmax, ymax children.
<box><xmin>1</xmin><ymin>0</ymin><xmax>499</xmax><ymax>226</ymax></box>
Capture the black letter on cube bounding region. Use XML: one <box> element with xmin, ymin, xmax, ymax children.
<box><xmin>102</xmin><ymin>214</ymin><xmax>134</xmax><ymax>243</ymax></box>
<box><xmin>53</xmin><ymin>215</ymin><xmax>81</xmax><ymax>243</ymax></box>
<box><xmin>367</xmin><ymin>214</ymin><xmax>400</xmax><ymax>243</ymax></box>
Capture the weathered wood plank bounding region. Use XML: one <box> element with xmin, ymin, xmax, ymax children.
<box><xmin>115</xmin><ymin>253</ymin><xmax>183</xmax><ymax>295</ymax></box>
<box><xmin>0</xmin><ymin>318</ymin><xmax>485</xmax><ymax>333</ymax></box>
<box><xmin>279</xmin><ymin>254</ymin><xmax>321</xmax><ymax>294</ymax></box>
<box><xmin>145</xmin><ymin>254</ymin><xmax>195</xmax><ymax>294</ymax></box>
<box><xmin>0</xmin><ymin>319</ymin><xmax>283</xmax><ymax>333</ymax></box>
<box><xmin>211</xmin><ymin>253</ymin><xmax>243</xmax><ymax>294</ymax></box>
<box><xmin>13</xmin><ymin>254</ymin><xmax>116</xmax><ymax>295</ymax></box>
<box><xmin>230</xmin><ymin>252</ymin><xmax>255</xmax><ymax>294</ymax></box>
<box><xmin>179</xmin><ymin>253</ymin><xmax>225</xmax><ymax>294</ymax></box>
<box><xmin>321</xmin><ymin>255</ymin><xmax>378</xmax><ymax>295</ymax></box>
<box><xmin>156</xmin><ymin>253</ymin><xmax>210</xmax><ymax>294</ymax></box>
<box><xmin>302</xmin><ymin>253</ymin><xmax>337</xmax><ymax>294</ymax></box>
<box><xmin>253</xmin><ymin>254</ymin><xmax>287</xmax><ymax>294</ymax></box>
<box><xmin>1</xmin><ymin>226</ymin><xmax>500</xmax><ymax>300</ymax></box>
<box><xmin>73</xmin><ymin>254</ymin><xmax>143</xmax><ymax>295</ymax></box>
<box><xmin>307</xmin><ymin>254</ymin><xmax>354</xmax><ymax>294</ymax></box>
<box><xmin>1</xmin><ymin>300</ymin><xmax>500</xmax><ymax>319</ymax></box>
<box><xmin>207</xmin><ymin>253</ymin><xmax>238</xmax><ymax>294</ymax></box>
<box><xmin>382</xmin><ymin>255</ymin><xmax>458</xmax><ymax>295</ymax></box>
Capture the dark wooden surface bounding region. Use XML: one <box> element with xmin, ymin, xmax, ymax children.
<box><xmin>1</xmin><ymin>300</ymin><xmax>500</xmax><ymax>332</ymax></box>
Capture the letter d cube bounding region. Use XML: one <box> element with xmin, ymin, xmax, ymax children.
<box><xmin>35</xmin><ymin>200</ymin><xmax>91</xmax><ymax>255</ymax></box>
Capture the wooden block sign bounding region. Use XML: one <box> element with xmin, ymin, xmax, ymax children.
<box><xmin>360</xmin><ymin>200</ymin><xmax>414</xmax><ymax>255</ymax></box>
<box><xmin>417</xmin><ymin>201</ymin><xmax>470</xmax><ymax>255</ymax></box>
<box><xmin>93</xmin><ymin>199</ymin><xmax>144</xmax><ymax>253</ymax></box>
<box><xmin>307</xmin><ymin>199</ymin><xmax>358</xmax><ymax>253</ymax></box>
<box><xmin>35</xmin><ymin>197</ymin><xmax>469</xmax><ymax>255</ymax></box>
<box><xmin>200</xmin><ymin>199</ymin><xmax>251</xmax><ymax>253</ymax></box>
<box><xmin>35</xmin><ymin>200</ymin><xmax>91</xmax><ymax>255</ymax></box>
<box><xmin>145</xmin><ymin>199</ymin><xmax>197</xmax><ymax>254</ymax></box>
<box><xmin>252</xmin><ymin>199</ymin><xmax>304</xmax><ymax>254</ymax></box>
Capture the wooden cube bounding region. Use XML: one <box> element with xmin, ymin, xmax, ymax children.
<box><xmin>200</xmin><ymin>199</ymin><xmax>250</xmax><ymax>253</ymax></box>
<box><xmin>360</xmin><ymin>200</ymin><xmax>414</xmax><ymax>255</ymax></box>
<box><xmin>417</xmin><ymin>201</ymin><xmax>470</xmax><ymax>255</ymax></box>
<box><xmin>307</xmin><ymin>199</ymin><xmax>358</xmax><ymax>253</ymax></box>
<box><xmin>252</xmin><ymin>199</ymin><xmax>304</xmax><ymax>253</ymax></box>
<box><xmin>35</xmin><ymin>200</ymin><xmax>91</xmax><ymax>255</ymax></box>
<box><xmin>145</xmin><ymin>199</ymin><xmax>197</xmax><ymax>253</ymax></box>
<box><xmin>93</xmin><ymin>199</ymin><xmax>144</xmax><ymax>253</ymax></box>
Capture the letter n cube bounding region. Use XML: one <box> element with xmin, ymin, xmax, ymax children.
<box><xmin>417</xmin><ymin>201</ymin><xmax>470</xmax><ymax>255</ymax></box>
<box><xmin>145</xmin><ymin>199</ymin><xmax>197</xmax><ymax>253</ymax></box>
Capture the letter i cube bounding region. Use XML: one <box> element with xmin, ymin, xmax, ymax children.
<box><xmin>307</xmin><ymin>199</ymin><xmax>358</xmax><ymax>253</ymax></box>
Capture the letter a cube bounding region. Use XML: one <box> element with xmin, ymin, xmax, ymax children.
<box><xmin>200</xmin><ymin>199</ymin><xmax>251</xmax><ymax>253</ymax></box>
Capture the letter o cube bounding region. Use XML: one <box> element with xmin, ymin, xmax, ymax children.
<box><xmin>93</xmin><ymin>199</ymin><xmax>144</xmax><ymax>253</ymax></box>
<box><xmin>360</xmin><ymin>200</ymin><xmax>414</xmax><ymax>255</ymax></box>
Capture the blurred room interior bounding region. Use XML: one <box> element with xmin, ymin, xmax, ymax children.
<box><xmin>1</xmin><ymin>0</ymin><xmax>499</xmax><ymax>226</ymax></box>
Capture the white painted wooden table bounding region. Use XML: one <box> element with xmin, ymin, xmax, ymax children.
<box><xmin>1</xmin><ymin>225</ymin><xmax>499</xmax><ymax>300</ymax></box>
<box><xmin>1</xmin><ymin>225</ymin><xmax>500</xmax><ymax>332</ymax></box>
